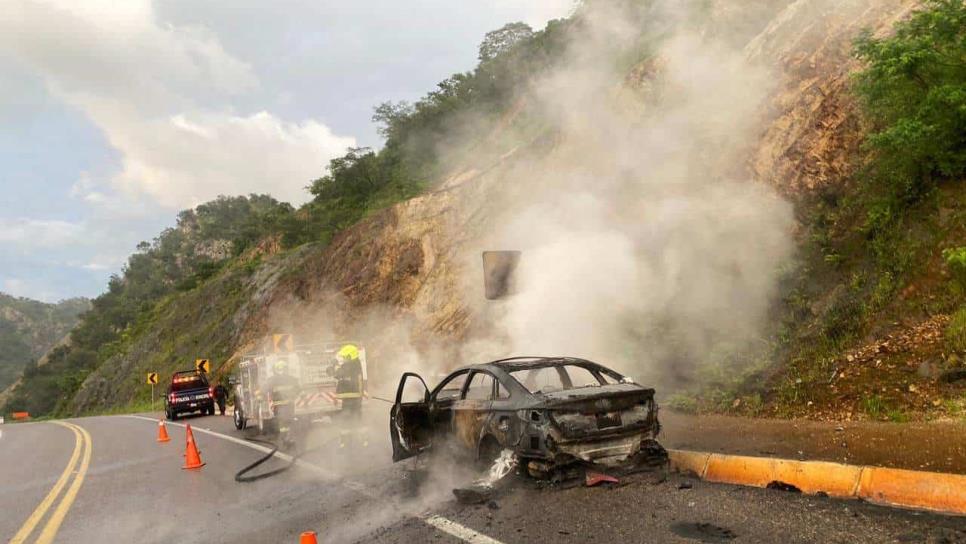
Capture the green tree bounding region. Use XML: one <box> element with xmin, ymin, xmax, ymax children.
<box><xmin>479</xmin><ymin>22</ymin><xmax>534</xmax><ymax>62</ymax></box>
<box><xmin>853</xmin><ymin>0</ymin><xmax>966</xmax><ymax>199</ymax></box>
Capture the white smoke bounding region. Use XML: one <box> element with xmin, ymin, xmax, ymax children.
<box><xmin>463</xmin><ymin>0</ymin><xmax>797</xmax><ymax>386</ymax></box>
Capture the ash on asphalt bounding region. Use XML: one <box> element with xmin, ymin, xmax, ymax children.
<box><xmin>669</xmin><ymin>521</ymin><xmax>737</xmax><ymax>543</ymax></box>
<box><xmin>362</xmin><ymin>471</ymin><xmax>966</xmax><ymax>544</ymax></box>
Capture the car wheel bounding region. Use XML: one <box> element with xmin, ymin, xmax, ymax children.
<box><xmin>165</xmin><ymin>409</ymin><xmax>173</xmax><ymax>421</ymax></box>
<box><xmin>478</xmin><ymin>435</ymin><xmax>502</xmax><ymax>468</ymax></box>
<box><xmin>234</xmin><ymin>407</ymin><xmax>246</xmax><ymax>430</ymax></box>
<box><xmin>170</xmin><ymin>411</ymin><xmax>179</xmax><ymax>421</ymax></box>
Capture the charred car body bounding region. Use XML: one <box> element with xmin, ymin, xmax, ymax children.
<box><xmin>390</xmin><ymin>357</ymin><xmax>663</xmax><ymax>478</ymax></box>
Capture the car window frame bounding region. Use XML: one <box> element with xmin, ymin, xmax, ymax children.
<box><xmin>563</xmin><ymin>364</ymin><xmax>606</xmax><ymax>389</ymax></box>
<box><xmin>507</xmin><ymin>363</ymin><xmax>626</xmax><ymax>394</ymax></box>
<box><xmin>495</xmin><ymin>376</ymin><xmax>512</xmax><ymax>399</ymax></box>
<box><xmin>462</xmin><ymin>370</ymin><xmax>497</xmax><ymax>401</ymax></box>
<box><xmin>432</xmin><ymin>369</ymin><xmax>471</xmax><ymax>403</ymax></box>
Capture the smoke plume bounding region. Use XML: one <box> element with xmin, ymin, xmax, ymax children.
<box><xmin>462</xmin><ymin>0</ymin><xmax>797</xmax><ymax>387</ymax></box>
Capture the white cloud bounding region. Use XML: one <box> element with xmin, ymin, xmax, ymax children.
<box><xmin>2</xmin><ymin>277</ymin><xmax>59</xmax><ymax>303</ymax></box>
<box><xmin>0</xmin><ymin>0</ymin><xmax>354</xmax><ymax>210</ymax></box>
<box><xmin>110</xmin><ymin>110</ymin><xmax>354</xmax><ymax>208</ymax></box>
<box><xmin>0</xmin><ymin>218</ymin><xmax>83</xmax><ymax>248</ymax></box>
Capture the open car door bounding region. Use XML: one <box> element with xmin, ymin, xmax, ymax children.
<box><xmin>390</xmin><ymin>372</ymin><xmax>433</xmax><ymax>462</ymax></box>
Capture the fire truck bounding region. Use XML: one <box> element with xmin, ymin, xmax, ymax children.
<box><xmin>231</xmin><ymin>340</ymin><xmax>368</xmax><ymax>433</ymax></box>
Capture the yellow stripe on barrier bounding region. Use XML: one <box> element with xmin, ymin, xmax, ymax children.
<box><xmin>667</xmin><ymin>449</ymin><xmax>966</xmax><ymax>516</ymax></box>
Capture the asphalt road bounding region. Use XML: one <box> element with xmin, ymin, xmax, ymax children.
<box><xmin>2</xmin><ymin>409</ymin><xmax>964</xmax><ymax>544</ymax></box>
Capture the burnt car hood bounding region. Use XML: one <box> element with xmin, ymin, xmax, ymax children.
<box><xmin>531</xmin><ymin>384</ymin><xmax>655</xmax><ymax>409</ymax></box>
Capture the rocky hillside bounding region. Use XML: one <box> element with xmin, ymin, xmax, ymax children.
<box><xmin>0</xmin><ymin>293</ymin><xmax>89</xmax><ymax>394</ymax></box>
<box><xmin>7</xmin><ymin>0</ymin><xmax>964</xmax><ymax>422</ymax></box>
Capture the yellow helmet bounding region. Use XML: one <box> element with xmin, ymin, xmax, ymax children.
<box><xmin>337</xmin><ymin>344</ymin><xmax>360</xmax><ymax>361</ymax></box>
<box><xmin>274</xmin><ymin>359</ymin><xmax>288</xmax><ymax>374</ymax></box>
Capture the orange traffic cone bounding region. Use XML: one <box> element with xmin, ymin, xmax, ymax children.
<box><xmin>299</xmin><ymin>532</ymin><xmax>318</xmax><ymax>544</ymax></box>
<box><xmin>182</xmin><ymin>424</ymin><xmax>205</xmax><ymax>470</ymax></box>
<box><xmin>157</xmin><ymin>419</ymin><xmax>171</xmax><ymax>443</ymax></box>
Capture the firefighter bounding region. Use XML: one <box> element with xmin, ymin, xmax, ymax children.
<box><xmin>334</xmin><ymin>344</ymin><xmax>364</xmax><ymax>418</ymax></box>
<box><xmin>265</xmin><ymin>359</ymin><xmax>299</xmax><ymax>442</ymax></box>
<box><xmin>333</xmin><ymin>343</ymin><xmax>367</xmax><ymax>449</ymax></box>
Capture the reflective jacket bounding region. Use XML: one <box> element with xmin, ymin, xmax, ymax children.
<box><xmin>334</xmin><ymin>358</ymin><xmax>363</xmax><ymax>399</ymax></box>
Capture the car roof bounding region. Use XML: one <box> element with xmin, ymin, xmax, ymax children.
<box><xmin>470</xmin><ymin>356</ymin><xmax>605</xmax><ymax>372</ymax></box>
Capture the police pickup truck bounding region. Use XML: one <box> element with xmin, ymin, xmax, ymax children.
<box><xmin>165</xmin><ymin>370</ymin><xmax>215</xmax><ymax>420</ymax></box>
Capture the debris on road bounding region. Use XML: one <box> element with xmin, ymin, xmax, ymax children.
<box><xmin>765</xmin><ymin>481</ymin><xmax>802</xmax><ymax>493</ymax></box>
<box><xmin>453</xmin><ymin>486</ymin><xmax>492</xmax><ymax>505</ymax></box>
<box><xmin>670</xmin><ymin>522</ymin><xmax>737</xmax><ymax>543</ymax></box>
<box><xmin>455</xmin><ymin>449</ymin><xmax>518</xmax><ymax>505</ymax></box>
<box><xmin>585</xmin><ymin>471</ymin><xmax>619</xmax><ymax>487</ymax></box>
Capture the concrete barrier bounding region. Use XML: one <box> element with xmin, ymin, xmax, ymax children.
<box><xmin>857</xmin><ymin>466</ymin><xmax>966</xmax><ymax>514</ymax></box>
<box><xmin>667</xmin><ymin>449</ymin><xmax>966</xmax><ymax>516</ymax></box>
<box><xmin>668</xmin><ymin>450</ymin><xmax>710</xmax><ymax>477</ymax></box>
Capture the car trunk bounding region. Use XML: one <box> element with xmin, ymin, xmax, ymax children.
<box><xmin>540</xmin><ymin>385</ymin><xmax>658</xmax><ymax>464</ymax></box>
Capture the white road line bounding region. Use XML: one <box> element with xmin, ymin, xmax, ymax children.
<box><xmin>424</xmin><ymin>515</ymin><xmax>506</xmax><ymax>544</ymax></box>
<box><xmin>123</xmin><ymin>415</ymin><xmax>507</xmax><ymax>544</ymax></box>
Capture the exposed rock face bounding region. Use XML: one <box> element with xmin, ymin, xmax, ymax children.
<box><xmin>747</xmin><ymin>0</ymin><xmax>919</xmax><ymax>194</ymax></box>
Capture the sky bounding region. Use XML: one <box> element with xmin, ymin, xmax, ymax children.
<box><xmin>0</xmin><ymin>0</ymin><xmax>574</xmax><ymax>303</ymax></box>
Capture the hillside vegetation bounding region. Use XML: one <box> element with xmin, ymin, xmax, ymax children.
<box><xmin>0</xmin><ymin>294</ymin><xmax>89</xmax><ymax>396</ymax></box>
<box><xmin>4</xmin><ymin>0</ymin><xmax>964</xmax><ymax>422</ymax></box>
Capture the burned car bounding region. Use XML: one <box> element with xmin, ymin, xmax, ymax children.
<box><xmin>389</xmin><ymin>357</ymin><xmax>663</xmax><ymax>478</ymax></box>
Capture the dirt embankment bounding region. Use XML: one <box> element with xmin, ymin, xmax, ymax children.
<box><xmin>662</xmin><ymin>410</ymin><xmax>966</xmax><ymax>474</ymax></box>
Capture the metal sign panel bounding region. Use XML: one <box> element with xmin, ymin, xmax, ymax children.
<box><xmin>482</xmin><ymin>250</ymin><xmax>521</xmax><ymax>300</ymax></box>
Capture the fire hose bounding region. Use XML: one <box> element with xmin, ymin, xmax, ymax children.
<box><xmin>234</xmin><ymin>437</ymin><xmax>303</xmax><ymax>483</ymax></box>
<box><xmin>234</xmin><ymin>396</ymin><xmax>393</xmax><ymax>483</ymax></box>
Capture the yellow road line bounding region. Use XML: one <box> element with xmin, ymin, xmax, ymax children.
<box><xmin>7</xmin><ymin>422</ymin><xmax>82</xmax><ymax>544</ymax></box>
<box><xmin>35</xmin><ymin>422</ymin><xmax>92</xmax><ymax>544</ymax></box>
